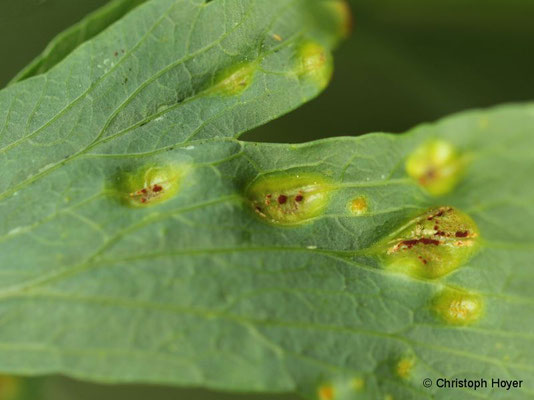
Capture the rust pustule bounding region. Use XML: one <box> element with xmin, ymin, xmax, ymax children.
<box><xmin>246</xmin><ymin>172</ymin><xmax>332</xmax><ymax>226</ymax></box>
<box><xmin>118</xmin><ymin>164</ymin><xmax>188</xmax><ymax>208</ymax></box>
<box><xmin>376</xmin><ymin>206</ymin><xmax>480</xmax><ymax>279</ymax></box>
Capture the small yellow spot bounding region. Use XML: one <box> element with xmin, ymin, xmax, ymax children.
<box><xmin>384</xmin><ymin>395</ymin><xmax>394</xmax><ymax>400</ymax></box>
<box><xmin>0</xmin><ymin>375</ymin><xmax>20</xmax><ymax>400</ymax></box>
<box><xmin>351</xmin><ymin>377</ymin><xmax>365</xmax><ymax>391</ymax></box>
<box><xmin>211</xmin><ymin>62</ymin><xmax>256</xmax><ymax>96</ymax></box>
<box><xmin>349</xmin><ymin>196</ymin><xmax>368</xmax><ymax>215</ymax></box>
<box><xmin>296</xmin><ymin>40</ymin><xmax>333</xmax><ymax>90</ymax></box>
<box><xmin>396</xmin><ymin>357</ymin><xmax>415</xmax><ymax>379</ymax></box>
<box><xmin>272</xmin><ymin>33</ymin><xmax>283</xmax><ymax>42</ymax></box>
<box><xmin>433</xmin><ymin>288</ymin><xmax>483</xmax><ymax>325</ymax></box>
<box><xmin>318</xmin><ymin>384</ymin><xmax>335</xmax><ymax>400</ymax></box>
<box><xmin>406</xmin><ymin>140</ymin><xmax>466</xmax><ymax>196</ymax></box>
<box><xmin>118</xmin><ymin>164</ymin><xmax>188</xmax><ymax>207</ymax></box>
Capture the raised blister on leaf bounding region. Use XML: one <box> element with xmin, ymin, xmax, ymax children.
<box><xmin>328</xmin><ymin>0</ymin><xmax>353</xmax><ymax>38</ymax></box>
<box><xmin>406</xmin><ymin>140</ymin><xmax>466</xmax><ymax>196</ymax></box>
<box><xmin>395</xmin><ymin>357</ymin><xmax>415</xmax><ymax>379</ymax></box>
<box><xmin>433</xmin><ymin>288</ymin><xmax>483</xmax><ymax>325</ymax></box>
<box><xmin>349</xmin><ymin>195</ymin><xmax>368</xmax><ymax>215</ymax></box>
<box><xmin>296</xmin><ymin>40</ymin><xmax>333</xmax><ymax>89</ymax></box>
<box><xmin>210</xmin><ymin>62</ymin><xmax>257</xmax><ymax>96</ymax></box>
<box><xmin>246</xmin><ymin>173</ymin><xmax>331</xmax><ymax>226</ymax></box>
<box><xmin>375</xmin><ymin>206</ymin><xmax>479</xmax><ymax>279</ymax></box>
<box><xmin>118</xmin><ymin>164</ymin><xmax>188</xmax><ymax>207</ymax></box>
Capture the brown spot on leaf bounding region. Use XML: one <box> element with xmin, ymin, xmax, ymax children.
<box><xmin>400</xmin><ymin>238</ymin><xmax>440</xmax><ymax>249</ymax></box>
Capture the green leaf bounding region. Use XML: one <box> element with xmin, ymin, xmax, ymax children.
<box><xmin>8</xmin><ymin>0</ymin><xmax>149</xmax><ymax>85</ymax></box>
<box><xmin>0</xmin><ymin>0</ymin><xmax>343</xmax><ymax>200</ymax></box>
<box><xmin>1</xmin><ymin>2</ymin><xmax>534</xmax><ymax>400</ymax></box>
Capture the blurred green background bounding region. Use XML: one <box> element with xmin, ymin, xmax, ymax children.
<box><xmin>1</xmin><ymin>0</ymin><xmax>533</xmax><ymax>399</ymax></box>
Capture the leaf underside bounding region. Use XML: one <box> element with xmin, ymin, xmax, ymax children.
<box><xmin>0</xmin><ymin>1</ymin><xmax>533</xmax><ymax>400</ymax></box>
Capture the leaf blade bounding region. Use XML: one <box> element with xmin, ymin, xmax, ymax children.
<box><xmin>1</xmin><ymin>102</ymin><xmax>534</xmax><ymax>398</ymax></box>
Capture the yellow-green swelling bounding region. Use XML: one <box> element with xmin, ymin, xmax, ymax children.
<box><xmin>395</xmin><ymin>357</ymin><xmax>415</xmax><ymax>380</ymax></box>
<box><xmin>406</xmin><ymin>140</ymin><xmax>466</xmax><ymax>196</ymax></box>
<box><xmin>348</xmin><ymin>195</ymin><xmax>368</xmax><ymax>215</ymax></box>
<box><xmin>373</xmin><ymin>206</ymin><xmax>480</xmax><ymax>279</ymax></box>
<box><xmin>209</xmin><ymin>62</ymin><xmax>257</xmax><ymax>97</ymax></box>
<box><xmin>296</xmin><ymin>41</ymin><xmax>334</xmax><ymax>90</ymax></box>
<box><xmin>325</xmin><ymin>0</ymin><xmax>352</xmax><ymax>39</ymax></box>
<box><xmin>432</xmin><ymin>288</ymin><xmax>483</xmax><ymax>325</ymax></box>
<box><xmin>246</xmin><ymin>172</ymin><xmax>332</xmax><ymax>226</ymax></box>
<box><xmin>115</xmin><ymin>164</ymin><xmax>188</xmax><ymax>208</ymax></box>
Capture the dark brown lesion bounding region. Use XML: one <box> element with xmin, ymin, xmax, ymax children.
<box><xmin>254</xmin><ymin>205</ymin><xmax>266</xmax><ymax>218</ymax></box>
<box><xmin>418</xmin><ymin>256</ymin><xmax>428</xmax><ymax>264</ymax></box>
<box><xmin>397</xmin><ymin>238</ymin><xmax>441</xmax><ymax>250</ymax></box>
<box><xmin>388</xmin><ymin>206</ymin><xmax>478</xmax><ymax>258</ymax></box>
